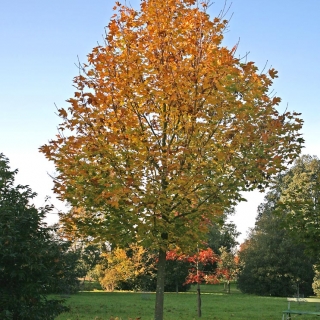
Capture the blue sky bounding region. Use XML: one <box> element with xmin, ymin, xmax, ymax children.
<box><xmin>1</xmin><ymin>0</ymin><xmax>319</xmax><ymax>243</ymax></box>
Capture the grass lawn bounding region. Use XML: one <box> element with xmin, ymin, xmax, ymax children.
<box><xmin>54</xmin><ymin>283</ymin><xmax>320</xmax><ymax>320</ymax></box>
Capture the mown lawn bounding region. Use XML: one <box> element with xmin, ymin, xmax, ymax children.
<box><xmin>54</xmin><ymin>284</ymin><xmax>320</xmax><ymax>320</ymax></box>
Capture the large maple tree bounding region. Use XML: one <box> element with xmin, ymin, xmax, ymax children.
<box><xmin>40</xmin><ymin>0</ymin><xmax>304</xmax><ymax>319</ymax></box>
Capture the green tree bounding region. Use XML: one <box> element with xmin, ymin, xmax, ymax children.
<box><xmin>0</xmin><ymin>154</ymin><xmax>68</xmax><ymax>320</ymax></box>
<box><xmin>46</xmin><ymin>237</ymin><xmax>83</xmax><ymax>295</ymax></box>
<box><xmin>207</xmin><ymin>220</ymin><xmax>240</xmax><ymax>254</ymax></box>
<box><xmin>238</xmin><ymin>192</ymin><xmax>315</xmax><ymax>297</ymax></box>
<box><xmin>40</xmin><ymin>0</ymin><xmax>303</xmax><ymax>319</ymax></box>
<box><xmin>276</xmin><ymin>155</ymin><xmax>320</xmax><ymax>263</ymax></box>
<box><xmin>164</xmin><ymin>259</ymin><xmax>191</xmax><ymax>293</ymax></box>
<box><xmin>78</xmin><ymin>243</ymin><xmax>102</xmax><ymax>285</ymax></box>
<box><xmin>165</xmin><ymin>250</ymin><xmax>192</xmax><ymax>293</ymax></box>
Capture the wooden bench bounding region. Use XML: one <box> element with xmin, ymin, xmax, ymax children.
<box><xmin>282</xmin><ymin>297</ymin><xmax>320</xmax><ymax>320</ymax></box>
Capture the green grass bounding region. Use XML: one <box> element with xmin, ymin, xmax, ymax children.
<box><xmin>54</xmin><ymin>284</ymin><xmax>320</xmax><ymax>320</ymax></box>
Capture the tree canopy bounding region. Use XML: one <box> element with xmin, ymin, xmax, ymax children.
<box><xmin>40</xmin><ymin>0</ymin><xmax>304</xmax><ymax>318</ymax></box>
<box><xmin>41</xmin><ymin>0</ymin><xmax>303</xmax><ymax>250</ymax></box>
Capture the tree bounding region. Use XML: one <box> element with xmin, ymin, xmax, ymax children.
<box><xmin>237</xmin><ymin>193</ymin><xmax>315</xmax><ymax>297</ymax></box>
<box><xmin>313</xmin><ymin>267</ymin><xmax>320</xmax><ymax>296</ymax></box>
<box><xmin>77</xmin><ymin>243</ymin><xmax>102</xmax><ymax>285</ymax></box>
<box><xmin>40</xmin><ymin>0</ymin><xmax>303</xmax><ymax>319</ymax></box>
<box><xmin>216</xmin><ymin>246</ymin><xmax>238</xmax><ymax>293</ymax></box>
<box><xmin>95</xmin><ymin>244</ymin><xmax>155</xmax><ymax>291</ymax></box>
<box><xmin>275</xmin><ymin>155</ymin><xmax>320</xmax><ymax>263</ymax></box>
<box><xmin>44</xmin><ymin>236</ymin><xmax>83</xmax><ymax>295</ymax></box>
<box><xmin>0</xmin><ymin>154</ymin><xmax>68</xmax><ymax>320</ymax></box>
<box><xmin>97</xmin><ymin>247</ymin><xmax>134</xmax><ymax>291</ymax></box>
<box><xmin>164</xmin><ymin>251</ymin><xmax>192</xmax><ymax>293</ymax></box>
<box><xmin>167</xmin><ymin>248</ymin><xmax>219</xmax><ymax>317</ymax></box>
<box><xmin>207</xmin><ymin>219</ymin><xmax>240</xmax><ymax>253</ymax></box>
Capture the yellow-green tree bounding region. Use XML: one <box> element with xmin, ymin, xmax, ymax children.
<box><xmin>313</xmin><ymin>268</ymin><xmax>320</xmax><ymax>296</ymax></box>
<box><xmin>40</xmin><ymin>1</ymin><xmax>303</xmax><ymax>318</ymax></box>
<box><xmin>95</xmin><ymin>244</ymin><xmax>153</xmax><ymax>291</ymax></box>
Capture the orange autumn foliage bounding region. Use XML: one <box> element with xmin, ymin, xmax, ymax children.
<box><xmin>40</xmin><ymin>0</ymin><xmax>303</xmax><ymax>249</ymax></box>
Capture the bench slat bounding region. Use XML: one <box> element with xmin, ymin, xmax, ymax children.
<box><xmin>283</xmin><ymin>297</ymin><xmax>320</xmax><ymax>319</ymax></box>
<box><xmin>287</xmin><ymin>298</ymin><xmax>320</xmax><ymax>303</ymax></box>
<box><xmin>283</xmin><ymin>310</ymin><xmax>320</xmax><ymax>315</ymax></box>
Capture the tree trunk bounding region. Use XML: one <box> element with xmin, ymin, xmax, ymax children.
<box><xmin>82</xmin><ymin>275</ymin><xmax>86</xmax><ymax>289</ymax></box>
<box><xmin>227</xmin><ymin>280</ymin><xmax>230</xmax><ymax>294</ymax></box>
<box><xmin>154</xmin><ymin>248</ymin><xmax>167</xmax><ymax>320</ymax></box>
<box><xmin>197</xmin><ymin>282</ymin><xmax>202</xmax><ymax>317</ymax></box>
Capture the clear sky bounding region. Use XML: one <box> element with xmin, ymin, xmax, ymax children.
<box><xmin>1</xmin><ymin>0</ymin><xmax>319</xmax><ymax>244</ymax></box>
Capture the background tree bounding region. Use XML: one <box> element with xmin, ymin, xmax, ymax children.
<box><xmin>184</xmin><ymin>248</ymin><xmax>219</xmax><ymax>317</ymax></box>
<box><xmin>207</xmin><ymin>216</ymin><xmax>240</xmax><ymax>253</ymax></box>
<box><xmin>237</xmin><ymin>191</ymin><xmax>315</xmax><ymax>297</ymax></box>
<box><xmin>275</xmin><ymin>155</ymin><xmax>320</xmax><ymax>263</ymax></box>
<box><xmin>0</xmin><ymin>154</ymin><xmax>68</xmax><ymax>320</ymax></box>
<box><xmin>77</xmin><ymin>243</ymin><xmax>102</xmax><ymax>285</ymax></box>
<box><xmin>95</xmin><ymin>244</ymin><xmax>155</xmax><ymax>291</ymax></box>
<box><xmin>96</xmin><ymin>247</ymin><xmax>132</xmax><ymax>291</ymax></box>
<box><xmin>182</xmin><ymin>248</ymin><xmax>219</xmax><ymax>284</ymax></box>
<box><xmin>166</xmin><ymin>248</ymin><xmax>219</xmax><ymax>317</ymax></box>
<box><xmin>45</xmin><ymin>237</ymin><xmax>83</xmax><ymax>295</ymax></box>
<box><xmin>313</xmin><ymin>268</ymin><xmax>320</xmax><ymax>296</ymax></box>
<box><xmin>40</xmin><ymin>0</ymin><xmax>303</xmax><ymax>318</ymax></box>
<box><xmin>164</xmin><ymin>251</ymin><xmax>192</xmax><ymax>293</ymax></box>
<box><xmin>216</xmin><ymin>246</ymin><xmax>238</xmax><ymax>293</ymax></box>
